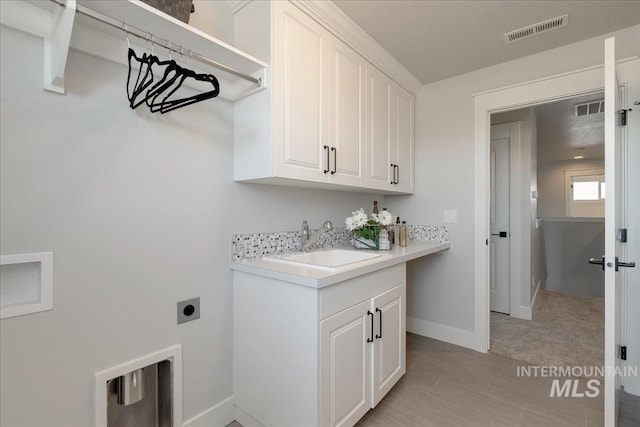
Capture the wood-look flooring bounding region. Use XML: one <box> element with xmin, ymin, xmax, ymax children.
<box><xmin>228</xmin><ymin>332</ymin><xmax>639</xmax><ymax>427</ymax></box>
<box><xmin>357</xmin><ymin>333</ymin><xmax>605</xmax><ymax>427</ymax></box>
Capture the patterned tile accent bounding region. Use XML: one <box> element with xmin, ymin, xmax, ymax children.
<box><xmin>231</xmin><ymin>228</ymin><xmax>353</xmax><ymax>261</ymax></box>
<box><xmin>231</xmin><ymin>225</ymin><xmax>449</xmax><ymax>261</ymax></box>
<box><xmin>408</xmin><ymin>225</ymin><xmax>450</xmax><ymax>243</ymax></box>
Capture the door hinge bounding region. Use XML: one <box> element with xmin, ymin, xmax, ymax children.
<box><xmin>621</xmin><ymin>345</ymin><xmax>627</xmax><ymax>361</ymax></box>
<box><xmin>620</xmin><ymin>228</ymin><xmax>628</xmax><ymax>243</ymax></box>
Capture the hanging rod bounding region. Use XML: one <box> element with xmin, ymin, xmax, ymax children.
<box><xmin>50</xmin><ymin>0</ymin><xmax>262</xmax><ymax>86</ymax></box>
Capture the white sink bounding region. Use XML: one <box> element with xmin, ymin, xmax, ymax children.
<box><xmin>263</xmin><ymin>249</ymin><xmax>381</xmax><ymax>270</ymax></box>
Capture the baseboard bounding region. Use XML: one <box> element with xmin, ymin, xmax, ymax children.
<box><xmin>407</xmin><ymin>317</ymin><xmax>475</xmax><ymax>351</ymax></box>
<box><xmin>531</xmin><ymin>280</ymin><xmax>542</xmax><ymax>309</ymax></box>
<box><xmin>183</xmin><ymin>396</ymin><xmax>235</xmax><ymax>427</ymax></box>
<box><xmin>234</xmin><ymin>405</ymin><xmax>264</xmax><ymax>427</ymax></box>
<box><xmin>515</xmin><ymin>280</ymin><xmax>542</xmax><ymax>320</ymax></box>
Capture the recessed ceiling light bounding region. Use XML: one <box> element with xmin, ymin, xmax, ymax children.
<box><xmin>573</xmin><ymin>155</ymin><xmax>584</xmax><ymax>159</ymax></box>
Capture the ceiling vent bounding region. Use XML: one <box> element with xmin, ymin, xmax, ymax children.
<box><xmin>503</xmin><ymin>14</ymin><xmax>569</xmax><ymax>44</ymax></box>
<box><xmin>575</xmin><ymin>100</ymin><xmax>604</xmax><ymax>117</ymax></box>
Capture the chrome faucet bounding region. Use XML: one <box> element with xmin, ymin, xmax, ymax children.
<box><xmin>302</xmin><ymin>220</ymin><xmax>333</xmax><ymax>252</ymax></box>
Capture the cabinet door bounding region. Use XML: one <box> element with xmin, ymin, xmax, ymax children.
<box><xmin>273</xmin><ymin>1</ymin><xmax>328</xmax><ymax>181</ymax></box>
<box><xmin>320</xmin><ymin>300</ymin><xmax>372</xmax><ymax>427</ymax></box>
<box><xmin>327</xmin><ymin>38</ymin><xmax>365</xmax><ymax>187</ymax></box>
<box><xmin>371</xmin><ymin>284</ymin><xmax>406</xmax><ymax>406</ymax></box>
<box><xmin>365</xmin><ymin>65</ymin><xmax>392</xmax><ymax>191</ymax></box>
<box><xmin>390</xmin><ymin>85</ymin><xmax>414</xmax><ymax>193</ymax></box>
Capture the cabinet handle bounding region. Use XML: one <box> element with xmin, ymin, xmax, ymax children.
<box><xmin>375</xmin><ymin>307</ymin><xmax>382</xmax><ymax>339</ymax></box>
<box><xmin>390</xmin><ymin>164</ymin><xmax>395</xmax><ymax>184</ymax></box>
<box><xmin>367</xmin><ymin>311</ymin><xmax>374</xmax><ymax>343</ymax></box>
<box><xmin>331</xmin><ymin>147</ymin><xmax>337</xmax><ymax>175</ymax></box>
<box><xmin>395</xmin><ymin>164</ymin><xmax>399</xmax><ymax>185</ymax></box>
<box><xmin>323</xmin><ymin>145</ymin><xmax>330</xmax><ymax>174</ymax></box>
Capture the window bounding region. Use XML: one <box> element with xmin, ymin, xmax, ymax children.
<box><xmin>572</xmin><ymin>175</ymin><xmax>605</xmax><ymax>201</ymax></box>
<box><xmin>565</xmin><ymin>169</ymin><xmax>605</xmax><ymax>217</ymax></box>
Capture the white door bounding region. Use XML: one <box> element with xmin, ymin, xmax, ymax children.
<box><xmin>320</xmin><ymin>300</ymin><xmax>371</xmax><ymax>427</ymax></box>
<box><xmin>371</xmin><ymin>285</ymin><xmax>406</xmax><ymax>406</ymax></box>
<box><xmin>490</xmin><ymin>133</ymin><xmax>510</xmax><ymax>314</ymax></box>
<box><xmin>602</xmin><ymin>36</ymin><xmax>637</xmax><ymax>426</ymax></box>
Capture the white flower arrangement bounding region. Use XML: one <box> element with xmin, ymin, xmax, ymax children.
<box><xmin>345</xmin><ymin>207</ymin><xmax>393</xmax><ymax>249</ymax></box>
<box><xmin>345</xmin><ymin>208</ymin><xmax>369</xmax><ymax>232</ymax></box>
<box><xmin>372</xmin><ymin>210</ymin><xmax>393</xmax><ymax>227</ymax></box>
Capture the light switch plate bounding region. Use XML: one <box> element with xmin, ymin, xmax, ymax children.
<box><xmin>443</xmin><ymin>210</ymin><xmax>457</xmax><ymax>223</ymax></box>
<box><xmin>177</xmin><ymin>297</ymin><xmax>200</xmax><ymax>324</ymax></box>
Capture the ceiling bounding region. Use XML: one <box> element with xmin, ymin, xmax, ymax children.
<box><xmin>332</xmin><ymin>0</ymin><xmax>640</xmax><ymax>85</ymax></box>
<box><xmin>535</xmin><ymin>93</ymin><xmax>605</xmax><ymax>162</ymax></box>
<box><xmin>492</xmin><ymin>93</ymin><xmax>605</xmax><ymax>162</ymax></box>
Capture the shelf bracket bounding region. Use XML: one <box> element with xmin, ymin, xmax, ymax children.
<box><xmin>44</xmin><ymin>0</ymin><xmax>76</xmax><ymax>94</ymax></box>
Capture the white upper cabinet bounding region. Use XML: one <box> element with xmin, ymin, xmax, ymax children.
<box><xmin>366</xmin><ymin>65</ymin><xmax>393</xmax><ymax>190</ymax></box>
<box><xmin>327</xmin><ymin>37</ymin><xmax>367</xmax><ymax>187</ymax></box>
<box><xmin>366</xmin><ymin>65</ymin><xmax>414</xmax><ymax>193</ymax></box>
<box><xmin>391</xmin><ymin>84</ymin><xmax>415</xmax><ymax>193</ymax></box>
<box><xmin>233</xmin><ymin>0</ymin><xmax>415</xmax><ymax>194</ymax></box>
<box><xmin>273</xmin><ymin>2</ymin><xmax>329</xmax><ymax>182</ymax></box>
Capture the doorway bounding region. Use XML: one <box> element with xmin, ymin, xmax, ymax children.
<box><xmin>473</xmin><ymin>54</ymin><xmax>639</xmax><ymax>426</ymax></box>
<box><xmin>488</xmin><ymin>93</ymin><xmax>606</xmax><ymax>371</ymax></box>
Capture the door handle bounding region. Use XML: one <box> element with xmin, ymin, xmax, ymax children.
<box><xmin>615</xmin><ymin>257</ymin><xmax>636</xmax><ymax>271</ymax></box>
<box><xmin>394</xmin><ymin>165</ymin><xmax>399</xmax><ymax>184</ymax></box>
<box><xmin>390</xmin><ymin>164</ymin><xmax>395</xmax><ymax>184</ymax></box>
<box><xmin>375</xmin><ymin>307</ymin><xmax>382</xmax><ymax>339</ymax></box>
<box><xmin>588</xmin><ymin>257</ymin><xmax>605</xmax><ymax>271</ymax></box>
<box><xmin>367</xmin><ymin>310</ymin><xmax>374</xmax><ymax>343</ymax></box>
<box><xmin>491</xmin><ymin>232</ymin><xmax>508</xmax><ymax>238</ymax></box>
<box><xmin>589</xmin><ymin>257</ymin><xmax>636</xmax><ymax>271</ymax></box>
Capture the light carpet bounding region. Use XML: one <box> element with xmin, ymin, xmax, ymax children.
<box><xmin>490</xmin><ymin>290</ymin><xmax>604</xmax><ymax>376</ymax></box>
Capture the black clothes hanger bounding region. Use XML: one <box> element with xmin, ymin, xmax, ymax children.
<box><xmin>157</xmin><ymin>70</ymin><xmax>220</xmax><ymax>113</ymax></box>
<box><xmin>145</xmin><ymin>64</ymin><xmax>220</xmax><ymax>114</ymax></box>
<box><xmin>125</xmin><ymin>36</ymin><xmax>221</xmax><ymax>113</ymax></box>
<box><xmin>144</xmin><ymin>58</ymin><xmax>181</xmax><ymax>108</ymax></box>
<box><xmin>126</xmin><ymin>48</ymin><xmax>155</xmax><ymax>109</ymax></box>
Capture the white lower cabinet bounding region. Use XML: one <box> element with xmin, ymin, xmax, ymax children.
<box><xmin>320</xmin><ymin>284</ymin><xmax>405</xmax><ymax>426</ymax></box>
<box><xmin>233</xmin><ymin>264</ymin><xmax>406</xmax><ymax>427</ymax></box>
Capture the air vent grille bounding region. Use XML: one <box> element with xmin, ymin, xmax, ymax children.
<box><xmin>575</xmin><ymin>100</ymin><xmax>604</xmax><ymax>117</ymax></box>
<box><xmin>504</xmin><ymin>14</ymin><xmax>569</xmax><ymax>44</ymax></box>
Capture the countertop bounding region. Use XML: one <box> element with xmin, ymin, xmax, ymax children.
<box><xmin>231</xmin><ymin>241</ymin><xmax>450</xmax><ymax>289</ymax></box>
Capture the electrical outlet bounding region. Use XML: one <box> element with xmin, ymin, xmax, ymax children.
<box><xmin>443</xmin><ymin>210</ymin><xmax>457</xmax><ymax>223</ymax></box>
<box><xmin>177</xmin><ymin>297</ymin><xmax>200</xmax><ymax>324</ymax></box>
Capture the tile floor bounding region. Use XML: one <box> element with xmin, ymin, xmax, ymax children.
<box><xmin>357</xmin><ymin>333</ymin><xmax>605</xmax><ymax>427</ymax></box>
<box><xmin>228</xmin><ymin>332</ymin><xmax>638</xmax><ymax>426</ymax></box>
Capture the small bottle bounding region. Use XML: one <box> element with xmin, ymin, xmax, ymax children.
<box><xmin>379</xmin><ymin>228</ymin><xmax>390</xmax><ymax>250</ymax></box>
<box><xmin>373</xmin><ymin>200</ymin><xmax>379</xmax><ymax>215</ymax></box>
<box><xmin>395</xmin><ymin>217</ymin><xmax>401</xmax><ymax>243</ymax></box>
<box><xmin>399</xmin><ymin>221</ymin><xmax>408</xmax><ymax>247</ymax></box>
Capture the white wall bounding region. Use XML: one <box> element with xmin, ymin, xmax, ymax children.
<box><xmin>0</xmin><ymin>24</ymin><xmax>382</xmax><ymax>427</ymax></box>
<box><xmin>538</xmin><ymin>158</ymin><xmax>605</xmax><ymax>217</ymax></box>
<box><xmin>386</xmin><ymin>25</ymin><xmax>640</xmax><ymax>346</ymax></box>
